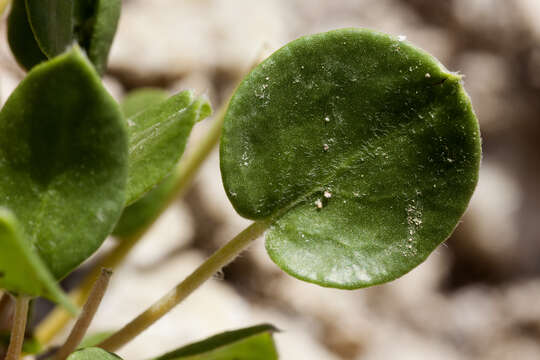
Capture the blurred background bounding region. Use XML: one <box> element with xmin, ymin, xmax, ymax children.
<box><xmin>1</xmin><ymin>0</ymin><xmax>540</xmax><ymax>359</ymax></box>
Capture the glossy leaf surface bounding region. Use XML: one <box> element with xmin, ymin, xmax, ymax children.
<box><xmin>126</xmin><ymin>90</ymin><xmax>211</xmax><ymax>205</ymax></box>
<box><xmin>0</xmin><ymin>208</ymin><xmax>76</xmax><ymax>313</ymax></box>
<box><xmin>114</xmin><ymin>88</ymin><xmax>173</xmax><ymax>237</ymax></box>
<box><xmin>221</xmin><ymin>29</ymin><xmax>481</xmax><ymax>289</ymax></box>
<box><xmin>153</xmin><ymin>324</ymin><xmax>278</xmax><ymax>360</ymax></box>
<box><xmin>0</xmin><ymin>48</ymin><xmax>128</xmax><ymax>280</ymax></box>
<box><xmin>7</xmin><ymin>0</ymin><xmax>47</xmax><ymax>71</ymax></box>
<box><xmin>67</xmin><ymin>347</ymin><xmax>122</xmax><ymax>360</ymax></box>
<box><xmin>25</xmin><ymin>0</ymin><xmax>74</xmax><ymax>58</ymax></box>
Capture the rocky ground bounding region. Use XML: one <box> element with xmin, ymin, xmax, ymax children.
<box><xmin>1</xmin><ymin>0</ymin><xmax>540</xmax><ymax>359</ymax></box>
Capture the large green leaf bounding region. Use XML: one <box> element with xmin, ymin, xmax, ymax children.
<box><xmin>7</xmin><ymin>0</ymin><xmax>47</xmax><ymax>71</ymax></box>
<box><xmin>0</xmin><ymin>208</ymin><xmax>76</xmax><ymax>313</ymax></box>
<box><xmin>0</xmin><ymin>47</ymin><xmax>128</xmax><ymax>280</ymax></box>
<box><xmin>73</xmin><ymin>0</ymin><xmax>121</xmax><ymax>75</ymax></box>
<box><xmin>125</xmin><ymin>90</ymin><xmax>211</xmax><ymax>206</ymax></box>
<box><xmin>220</xmin><ymin>28</ymin><xmax>481</xmax><ymax>289</ymax></box>
<box><xmin>113</xmin><ymin>88</ymin><xmax>174</xmax><ymax>237</ymax></box>
<box><xmin>153</xmin><ymin>324</ymin><xmax>278</xmax><ymax>360</ymax></box>
<box><xmin>67</xmin><ymin>347</ymin><xmax>122</xmax><ymax>360</ymax></box>
<box><xmin>25</xmin><ymin>0</ymin><xmax>74</xmax><ymax>58</ymax></box>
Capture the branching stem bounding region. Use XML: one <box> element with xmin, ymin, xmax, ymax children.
<box><xmin>98</xmin><ymin>220</ymin><xmax>270</xmax><ymax>352</ymax></box>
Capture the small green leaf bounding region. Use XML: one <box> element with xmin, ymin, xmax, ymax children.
<box><xmin>125</xmin><ymin>90</ymin><xmax>211</xmax><ymax>206</ymax></box>
<box><xmin>0</xmin><ymin>47</ymin><xmax>128</xmax><ymax>280</ymax></box>
<box><xmin>220</xmin><ymin>29</ymin><xmax>481</xmax><ymax>289</ymax></box>
<box><xmin>0</xmin><ymin>208</ymin><xmax>76</xmax><ymax>313</ymax></box>
<box><xmin>67</xmin><ymin>347</ymin><xmax>123</xmax><ymax>360</ymax></box>
<box><xmin>77</xmin><ymin>331</ymin><xmax>115</xmax><ymax>349</ymax></box>
<box><xmin>121</xmin><ymin>88</ymin><xmax>170</xmax><ymax>118</ymax></box>
<box><xmin>25</xmin><ymin>0</ymin><xmax>74</xmax><ymax>58</ymax></box>
<box><xmin>113</xmin><ymin>88</ymin><xmax>174</xmax><ymax>238</ymax></box>
<box><xmin>153</xmin><ymin>324</ymin><xmax>278</xmax><ymax>360</ymax></box>
<box><xmin>73</xmin><ymin>0</ymin><xmax>121</xmax><ymax>75</ymax></box>
<box><xmin>7</xmin><ymin>0</ymin><xmax>47</xmax><ymax>71</ymax></box>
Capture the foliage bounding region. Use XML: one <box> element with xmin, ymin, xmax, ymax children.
<box><xmin>0</xmin><ymin>1</ymin><xmax>480</xmax><ymax>359</ymax></box>
<box><xmin>221</xmin><ymin>29</ymin><xmax>480</xmax><ymax>288</ymax></box>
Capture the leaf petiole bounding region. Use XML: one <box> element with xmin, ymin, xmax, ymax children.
<box><xmin>98</xmin><ymin>220</ymin><xmax>270</xmax><ymax>352</ymax></box>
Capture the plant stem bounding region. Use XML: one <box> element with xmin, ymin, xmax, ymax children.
<box><xmin>0</xmin><ymin>292</ymin><xmax>13</xmax><ymax>331</ymax></box>
<box><xmin>54</xmin><ymin>269</ymin><xmax>112</xmax><ymax>360</ymax></box>
<box><xmin>98</xmin><ymin>220</ymin><xmax>270</xmax><ymax>352</ymax></box>
<box><xmin>35</xmin><ymin>234</ymin><xmax>140</xmax><ymax>345</ymax></box>
<box><xmin>5</xmin><ymin>295</ymin><xmax>29</xmax><ymax>360</ymax></box>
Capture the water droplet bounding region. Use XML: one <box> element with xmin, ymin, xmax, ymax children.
<box><xmin>315</xmin><ymin>199</ymin><xmax>323</xmax><ymax>209</ymax></box>
<box><xmin>397</xmin><ymin>35</ymin><xmax>407</xmax><ymax>41</ymax></box>
<box><xmin>324</xmin><ymin>190</ymin><xmax>332</xmax><ymax>198</ymax></box>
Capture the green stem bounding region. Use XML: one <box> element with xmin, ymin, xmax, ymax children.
<box><xmin>5</xmin><ymin>295</ymin><xmax>30</xmax><ymax>360</ymax></box>
<box><xmin>98</xmin><ymin>220</ymin><xmax>270</xmax><ymax>352</ymax></box>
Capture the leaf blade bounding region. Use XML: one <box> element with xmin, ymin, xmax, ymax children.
<box><xmin>0</xmin><ymin>208</ymin><xmax>76</xmax><ymax>313</ymax></box>
<box><xmin>7</xmin><ymin>0</ymin><xmax>47</xmax><ymax>71</ymax></box>
<box><xmin>153</xmin><ymin>324</ymin><xmax>278</xmax><ymax>360</ymax></box>
<box><xmin>220</xmin><ymin>28</ymin><xmax>481</xmax><ymax>289</ymax></box>
<box><xmin>25</xmin><ymin>0</ymin><xmax>74</xmax><ymax>58</ymax></box>
<box><xmin>0</xmin><ymin>47</ymin><xmax>128</xmax><ymax>280</ymax></box>
<box><xmin>67</xmin><ymin>347</ymin><xmax>123</xmax><ymax>360</ymax></box>
<box><xmin>125</xmin><ymin>90</ymin><xmax>211</xmax><ymax>206</ymax></box>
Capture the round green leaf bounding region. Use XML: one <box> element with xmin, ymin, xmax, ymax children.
<box><xmin>0</xmin><ymin>47</ymin><xmax>128</xmax><ymax>280</ymax></box>
<box><xmin>7</xmin><ymin>0</ymin><xmax>47</xmax><ymax>71</ymax></box>
<box><xmin>220</xmin><ymin>29</ymin><xmax>481</xmax><ymax>289</ymax></box>
<box><xmin>67</xmin><ymin>347</ymin><xmax>122</xmax><ymax>360</ymax></box>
